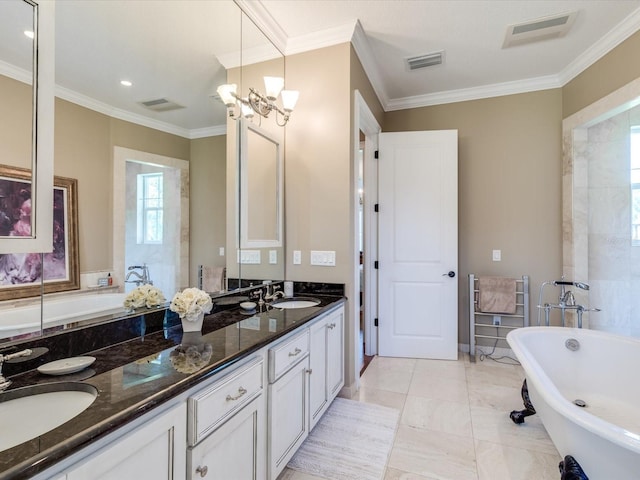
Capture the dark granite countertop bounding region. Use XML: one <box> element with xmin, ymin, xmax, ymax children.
<box><xmin>0</xmin><ymin>295</ymin><xmax>345</xmax><ymax>479</ymax></box>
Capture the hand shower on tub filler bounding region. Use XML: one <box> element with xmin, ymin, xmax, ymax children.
<box><xmin>536</xmin><ymin>278</ymin><xmax>600</xmax><ymax>328</ymax></box>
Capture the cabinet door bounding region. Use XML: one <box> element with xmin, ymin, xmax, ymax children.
<box><xmin>326</xmin><ymin>307</ymin><xmax>345</xmax><ymax>399</ymax></box>
<box><xmin>309</xmin><ymin>319</ymin><xmax>328</xmax><ymax>430</ymax></box>
<box><xmin>67</xmin><ymin>403</ymin><xmax>186</xmax><ymax>480</ymax></box>
<box><xmin>268</xmin><ymin>357</ymin><xmax>309</xmax><ymax>480</ymax></box>
<box><xmin>188</xmin><ymin>395</ymin><xmax>265</xmax><ymax>480</ymax></box>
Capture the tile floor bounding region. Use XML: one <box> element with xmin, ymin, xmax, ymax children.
<box><xmin>280</xmin><ymin>354</ymin><xmax>562</xmax><ymax>480</ymax></box>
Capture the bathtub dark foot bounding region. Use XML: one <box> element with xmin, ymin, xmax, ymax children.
<box><xmin>509</xmin><ymin>379</ymin><xmax>536</xmax><ymax>424</ymax></box>
<box><xmin>559</xmin><ymin>455</ymin><xmax>589</xmax><ymax>480</ymax></box>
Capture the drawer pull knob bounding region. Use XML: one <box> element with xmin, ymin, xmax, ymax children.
<box><xmin>226</xmin><ymin>386</ymin><xmax>247</xmax><ymax>401</ymax></box>
<box><xmin>327</xmin><ymin>323</ymin><xmax>336</xmax><ymax>329</ymax></box>
<box><xmin>196</xmin><ymin>465</ymin><xmax>208</xmax><ymax>477</ymax></box>
<box><xmin>289</xmin><ymin>347</ymin><xmax>302</xmax><ymax>357</ymax></box>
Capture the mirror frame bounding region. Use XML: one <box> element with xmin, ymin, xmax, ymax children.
<box><xmin>239</xmin><ymin>119</ymin><xmax>283</xmax><ymax>249</ymax></box>
<box><xmin>0</xmin><ymin>0</ymin><xmax>54</xmax><ymax>254</ymax></box>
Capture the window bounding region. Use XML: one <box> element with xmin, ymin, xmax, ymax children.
<box><xmin>632</xmin><ymin>127</ymin><xmax>640</xmax><ymax>246</ymax></box>
<box><xmin>137</xmin><ymin>173</ymin><xmax>163</xmax><ymax>244</ymax></box>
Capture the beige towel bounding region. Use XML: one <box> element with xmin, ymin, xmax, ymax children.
<box><xmin>478</xmin><ymin>276</ymin><xmax>517</xmax><ymax>314</ymax></box>
<box><xmin>200</xmin><ymin>266</ymin><xmax>225</xmax><ymax>293</ymax></box>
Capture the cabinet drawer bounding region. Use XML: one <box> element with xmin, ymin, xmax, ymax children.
<box><xmin>268</xmin><ymin>330</ymin><xmax>309</xmax><ymax>382</ymax></box>
<box><xmin>188</xmin><ymin>357</ymin><xmax>263</xmax><ymax>446</ymax></box>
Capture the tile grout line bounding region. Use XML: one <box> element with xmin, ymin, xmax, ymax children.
<box><xmin>463</xmin><ymin>354</ymin><xmax>482</xmax><ymax>480</ymax></box>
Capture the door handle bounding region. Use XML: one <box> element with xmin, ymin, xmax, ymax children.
<box><xmin>442</xmin><ymin>271</ymin><xmax>456</xmax><ymax>278</ymax></box>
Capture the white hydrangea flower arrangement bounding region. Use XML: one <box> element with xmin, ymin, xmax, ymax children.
<box><xmin>169</xmin><ymin>287</ymin><xmax>213</xmax><ymax>323</ymax></box>
<box><xmin>123</xmin><ymin>284</ymin><xmax>166</xmax><ymax>310</ymax></box>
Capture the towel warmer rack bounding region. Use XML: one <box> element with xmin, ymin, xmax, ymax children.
<box><xmin>469</xmin><ymin>274</ymin><xmax>529</xmax><ymax>362</ymax></box>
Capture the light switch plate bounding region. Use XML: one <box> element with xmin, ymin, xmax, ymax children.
<box><xmin>310</xmin><ymin>250</ymin><xmax>336</xmax><ymax>266</ymax></box>
<box><xmin>293</xmin><ymin>250</ymin><xmax>302</xmax><ymax>265</ymax></box>
<box><xmin>238</xmin><ymin>249</ymin><xmax>261</xmax><ymax>264</ymax></box>
<box><xmin>492</xmin><ymin>249</ymin><xmax>501</xmax><ymax>262</ymax></box>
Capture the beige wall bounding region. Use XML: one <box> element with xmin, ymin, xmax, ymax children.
<box><xmin>349</xmin><ymin>45</ymin><xmax>385</xmax><ymax>128</ymax></box>
<box><xmin>285</xmin><ymin>44</ymin><xmax>352</xmax><ymax>283</ymax></box>
<box><xmin>0</xmin><ymin>75</ymin><xmax>32</xmax><ymax>169</ymax></box>
<box><xmin>383</xmin><ymin>90</ymin><xmax>564</xmax><ymax>344</ymax></box>
<box><xmin>563</xmin><ymin>30</ymin><xmax>640</xmax><ymax>118</ymax></box>
<box><xmin>54</xmin><ymin>98</ymin><xmax>192</xmax><ymax>273</ymax></box>
<box><xmin>189</xmin><ymin>136</ymin><xmax>227</xmax><ymax>287</ymax></box>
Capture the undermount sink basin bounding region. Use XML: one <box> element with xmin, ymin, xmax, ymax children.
<box><xmin>271</xmin><ymin>297</ymin><xmax>321</xmax><ymax>309</ymax></box>
<box><xmin>0</xmin><ymin>382</ymin><xmax>98</xmax><ymax>452</ymax></box>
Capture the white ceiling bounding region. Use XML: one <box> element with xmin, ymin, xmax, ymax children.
<box><xmin>249</xmin><ymin>0</ymin><xmax>640</xmax><ymax>110</ymax></box>
<box><xmin>3</xmin><ymin>1</ymin><xmax>640</xmax><ymax>137</ymax></box>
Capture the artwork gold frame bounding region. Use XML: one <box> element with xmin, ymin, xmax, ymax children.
<box><xmin>0</xmin><ymin>164</ymin><xmax>79</xmax><ymax>300</ymax></box>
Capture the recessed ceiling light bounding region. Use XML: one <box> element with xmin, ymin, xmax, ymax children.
<box><xmin>120</xmin><ymin>80</ymin><xmax>133</xmax><ymax>87</ymax></box>
<box><xmin>24</xmin><ymin>30</ymin><xmax>34</xmax><ymax>39</ymax></box>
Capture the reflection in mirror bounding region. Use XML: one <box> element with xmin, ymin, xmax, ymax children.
<box><xmin>0</xmin><ymin>0</ymin><xmax>44</xmax><ymax>341</ymax></box>
<box><xmin>0</xmin><ymin>1</ymin><xmax>288</xmax><ymax>343</ymax></box>
<box><xmin>226</xmin><ymin>12</ymin><xmax>286</xmax><ymax>288</ymax></box>
<box><xmin>0</xmin><ymin>0</ymin><xmax>35</xmax><ymax>238</ymax></box>
<box><xmin>241</xmin><ymin>120</ymin><xmax>283</xmax><ymax>249</ymax></box>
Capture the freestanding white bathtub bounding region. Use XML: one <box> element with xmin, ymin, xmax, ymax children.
<box><xmin>0</xmin><ymin>293</ymin><xmax>128</xmax><ymax>338</ymax></box>
<box><xmin>507</xmin><ymin>326</ymin><xmax>640</xmax><ymax>479</ymax></box>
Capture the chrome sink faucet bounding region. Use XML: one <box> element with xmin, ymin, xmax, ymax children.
<box><xmin>0</xmin><ymin>349</ymin><xmax>33</xmax><ymax>391</ymax></box>
<box><xmin>125</xmin><ymin>264</ymin><xmax>152</xmax><ymax>286</ymax></box>
<box><xmin>264</xmin><ymin>285</ymin><xmax>284</xmax><ymax>301</ymax></box>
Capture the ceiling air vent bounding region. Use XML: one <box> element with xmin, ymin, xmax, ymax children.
<box><xmin>139</xmin><ymin>98</ymin><xmax>185</xmax><ymax>112</ymax></box>
<box><xmin>503</xmin><ymin>11</ymin><xmax>578</xmax><ymax>48</ymax></box>
<box><xmin>406</xmin><ymin>51</ymin><xmax>444</xmax><ymax>71</ymax></box>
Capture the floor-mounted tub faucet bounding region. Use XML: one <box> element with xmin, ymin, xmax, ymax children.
<box><xmin>537</xmin><ymin>279</ymin><xmax>598</xmax><ymax>327</ymax></box>
<box><xmin>125</xmin><ymin>264</ymin><xmax>152</xmax><ymax>286</ymax></box>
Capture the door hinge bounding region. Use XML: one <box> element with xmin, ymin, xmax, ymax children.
<box><xmin>374</xmin><ymin>204</ymin><xmax>379</xmax><ymax>212</ymax></box>
<box><xmin>374</xmin><ymin>261</ymin><xmax>379</xmax><ymax>269</ymax></box>
<box><xmin>374</xmin><ymin>150</ymin><xmax>379</xmax><ymax>159</ymax></box>
<box><xmin>374</xmin><ymin>318</ymin><xmax>378</xmax><ymax>327</ymax></box>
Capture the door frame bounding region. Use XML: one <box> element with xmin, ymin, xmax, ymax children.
<box><xmin>113</xmin><ymin>146</ymin><xmax>189</xmax><ymax>294</ymax></box>
<box><xmin>353</xmin><ymin>91</ymin><xmax>381</xmax><ymax>376</ymax></box>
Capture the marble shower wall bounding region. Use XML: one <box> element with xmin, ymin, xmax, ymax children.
<box><xmin>586</xmin><ymin>104</ymin><xmax>640</xmax><ymax>336</ymax></box>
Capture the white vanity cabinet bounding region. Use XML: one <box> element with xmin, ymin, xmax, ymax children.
<box><xmin>267</xmin><ymin>329</ymin><xmax>310</xmax><ymax>480</ymax></box>
<box><xmin>64</xmin><ymin>402</ymin><xmax>187</xmax><ymax>480</ymax></box>
<box><xmin>186</xmin><ymin>356</ymin><xmax>266</xmax><ymax>480</ymax></box>
<box><xmin>309</xmin><ymin>305</ymin><xmax>345</xmax><ymax>430</ymax></box>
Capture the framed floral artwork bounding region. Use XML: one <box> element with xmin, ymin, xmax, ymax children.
<box><xmin>0</xmin><ymin>164</ymin><xmax>79</xmax><ymax>300</ymax></box>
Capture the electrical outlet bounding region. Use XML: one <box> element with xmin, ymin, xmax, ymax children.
<box><xmin>493</xmin><ymin>316</ymin><xmax>501</xmax><ymax>326</ymax></box>
<box><xmin>293</xmin><ymin>250</ymin><xmax>302</xmax><ymax>265</ymax></box>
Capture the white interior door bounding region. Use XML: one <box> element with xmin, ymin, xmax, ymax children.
<box><xmin>378</xmin><ymin>130</ymin><xmax>458</xmax><ymax>359</ymax></box>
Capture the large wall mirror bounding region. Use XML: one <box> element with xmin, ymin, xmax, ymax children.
<box><xmin>0</xmin><ymin>1</ymin><xmax>286</xmax><ymax>344</ymax></box>
<box><xmin>0</xmin><ymin>0</ymin><xmax>54</xmax><ymax>253</ymax></box>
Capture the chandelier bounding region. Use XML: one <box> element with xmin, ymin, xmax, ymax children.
<box><xmin>217</xmin><ymin>77</ymin><xmax>299</xmax><ymax>127</ymax></box>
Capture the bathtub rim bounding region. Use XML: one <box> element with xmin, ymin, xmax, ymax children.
<box><xmin>507</xmin><ymin>326</ymin><xmax>640</xmax><ymax>455</ymax></box>
<box><xmin>0</xmin><ymin>292</ymin><xmax>129</xmax><ymax>333</ymax></box>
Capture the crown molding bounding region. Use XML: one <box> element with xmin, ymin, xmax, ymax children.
<box><xmin>0</xmin><ymin>60</ymin><xmax>32</xmax><ymax>85</ymax></box>
<box><xmin>234</xmin><ymin>0</ymin><xmax>287</xmax><ymax>55</ymax></box>
<box><xmin>386</xmin><ymin>74</ymin><xmax>562</xmax><ymax>111</ymax></box>
<box><xmin>55</xmin><ymin>85</ymin><xmax>224</xmax><ymax>139</ymax></box>
<box><xmin>190</xmin><ymin>125</ymin><xmax>226</xmax><ymax>139</ymax></box>
<box><xmin>558</xmin><ymin>6</ymin><xmax>640</xmax><ymax>85</ymax></box>
<box><xmin>285</xmin><ymin>20</ymin><xmax>356</xmax><ymax>56</ymax></box>
<box><xmin>350</xmin><ymin>20</ymin><xmax>389</xmax><ymax>110</ymax></box>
